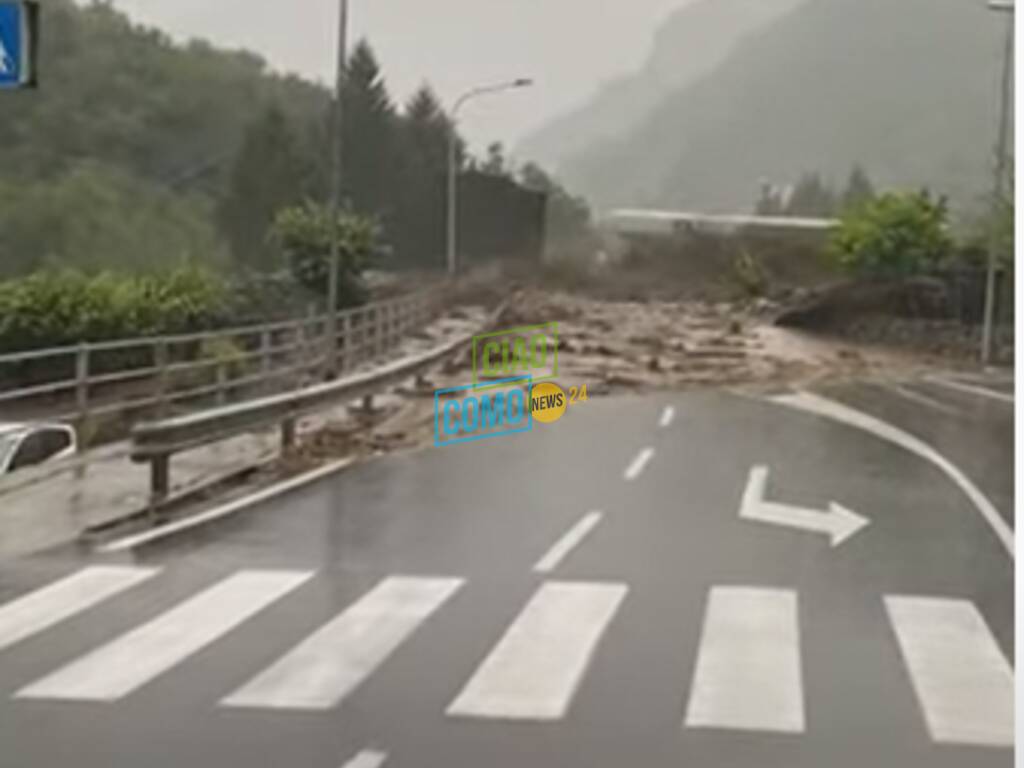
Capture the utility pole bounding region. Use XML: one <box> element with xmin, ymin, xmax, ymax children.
<box><xmin>326</xmin><ymin>0</ymin><xmax>348</xmax><ymax>376</ymax></box>
<box><xmin>981</xmin><ymin>0</ymin><xmax>1014</xmax><ymax>365</ymax></box>
<box><xmin>446</xmin><ymin>78</ymin><xmax>533</xmax><ymax>277</ymax></box>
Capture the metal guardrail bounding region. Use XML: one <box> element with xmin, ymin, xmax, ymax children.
<box><xmin>0</xmin><ymin>290</ymin><xmax>442</xmax><ymax>454</ymax></box>
<box><xmin>130</xmin><ymin>302</ymin><xmax>507</xmax><ymax>505</ymax></box>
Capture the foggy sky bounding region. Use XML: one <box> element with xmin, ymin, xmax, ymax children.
<box><xmin>109</xmin><ymin>0</ymin><xmax>693</xmax><ymax>156</ymax></box>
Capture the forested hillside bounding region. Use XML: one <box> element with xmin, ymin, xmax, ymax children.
<box><xmin>0</xmin><ymin>0</ymin><xmax>331</xmax><ymax>276</ymax></box>
<box><xmin>516</xmin><ymin>0</ymin><xmax>806</xmax><ymax>170</ymax></box>
<box><xmin>0</xmin><ymin>0</ymin><xmax>586</xmax><ymax>282</ymax></box>
<box><xmin>547</xmin><ymin>0</ymin><xmax>1007</xmax><ymax>214</ymax></box>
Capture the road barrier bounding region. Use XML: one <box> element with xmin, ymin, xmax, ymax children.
<box><xmin>130</xmin><ymin>303</ymin><xmax>508</xmax><ymax>506</ymax></box>
<box><xmin>0</xmin><ymin>290</ymin><xmax>442</xmax><ymax>455</ymax></box>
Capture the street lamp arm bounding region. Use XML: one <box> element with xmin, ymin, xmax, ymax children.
<box><xmin>451</xmin><ymin>78</ymin><xmax>534</xmax><ymax>120</ymax></box>
<box><xmin>446</xmin><ymin>77</ymin><xmax>533</xmax><ymax>278</ymax></box>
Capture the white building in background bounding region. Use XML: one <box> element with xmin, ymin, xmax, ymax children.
<box><xmin>600</xmin><ymin>209</ymin><xmax>839</xmax><ymax>239</ymax></box>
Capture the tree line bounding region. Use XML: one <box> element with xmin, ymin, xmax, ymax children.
<box><xmin>0</xmin><ymin>1</ymin><xmax>589</xmax><ymax>283</ymax></box>
<box><xmin>755</xmin><ymin>166</ymin><xmax>876</xmax><ymax>218</ymax></box>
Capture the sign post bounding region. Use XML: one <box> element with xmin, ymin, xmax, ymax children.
<box><xmin>0</xmin><ymin>1</ymin><xmax>38</xmax><ymax>90</ymax></box>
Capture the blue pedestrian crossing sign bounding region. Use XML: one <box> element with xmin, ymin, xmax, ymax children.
<box><xmin>0</xmin><ymin>2</ymin><xmax>38</xmax><ymax>89</ymax></box>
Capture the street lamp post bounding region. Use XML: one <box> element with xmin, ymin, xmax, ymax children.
<box><xmin>326</xmin><ymin>0</ymin><xmax>349</xmax><ymax>377</ymax></box>
<box><xmin>981</xmin><ymin>0</ymin><xmax>1014</xmax><ymax>365</ymax></box>
<box><xmin>446</xmin><ymin>78</ymin><xmax>533</xmax><ymax>277</ymax></box>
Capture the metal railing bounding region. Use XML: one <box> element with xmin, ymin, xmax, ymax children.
<box><xmin>131</xmin><ymin>302</ymin><xmax>506</xmax><ymax>505</ymax></box>
<box><xmin>0</xmin><ymin>290</ymin><xmax>442</xmax><ymax>454</ymax></box>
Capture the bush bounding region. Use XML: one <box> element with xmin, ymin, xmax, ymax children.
<box><xmin>270</xmin><ymin>201</ymin><xmax>379</xmax><ymax>309</ymax></box>
<box><xmin>0</xmin><ymin>265</ymin><xmax>229</xmax><ymax>355</ymax></box>
<box><xmin>829</xmin><ymin>191</ymin><xmax>953</xmax><ymax>277</ymax></box>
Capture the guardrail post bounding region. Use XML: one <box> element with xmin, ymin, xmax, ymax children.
<box><xmin>75</xmin><ymin>343</ymin><xmax>90</xmax><ymax>450</ymax></box>
<box><xmin>375</xmin><ymin>305</ymin><xmax>385</xmax><ymax>359</ymax></box>
<box><xmin>154</xmin><ymin>338</ymin><xmax>169</xmax><ymax>418</ymax></box>
<box><xmin>394</xmin><ymin>300</ymin><xmax>405</xmax><ymax>342</ymax></box>
<box><xmin>260</xmin><ymin>329</ymin><xmax>273</xmax><ymax>394</ymax></box>
<box><xmin>340</xmin><ymin>311</ymin><xmax>352</xmax><ymax>374</ymax></box>
<box><xmin>305</xmin><ymin>305</ymin><xmax>319</xmax><ymax>381</ymax></box>
<box><xmin>216</xmin><ymin>361</ymin><xmax>228</xmax><ymax>407</ymax></box>
<box><xmin>151</xmin><ymin>454</ymin><xmax>170</xmax><ymax>508</ymax></box>
<box><xmin>291</xmin><ymin>319</ymin><xmax>305</xmax><ymax>388</ymax></box>
<box><xmin>281</xmin><ymin>417</ymin><xmax>296</xmax><ymax>450</ymax></box>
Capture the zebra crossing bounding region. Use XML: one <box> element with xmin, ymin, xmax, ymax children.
<box><xmin>684</xmin><ymin>586</ymin><xmax>804</xmax><ymax>734</ymax></box>
<box><xmin>0</xmin><ymin>565</ymin><xmax>1013</xmax><ymax>748</ymax></box>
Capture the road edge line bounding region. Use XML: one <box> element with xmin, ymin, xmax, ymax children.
<box><xmin>96</xmin><ymin>458</ymin><xmax>356</xmax><ymax>554</ymax></box>
<box><xmin>771</xmin><ymin>391</ymin><xmax>1013</xmax><ymax>560</ymax></box>
<box><xmin>927</xmin><ymin>376</ymin><xmax>1014</xmax><ymax>404</ymax></box>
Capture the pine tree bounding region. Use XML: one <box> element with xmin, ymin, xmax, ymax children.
<box><xmin>219</xmin><ymin>105</ymin><xmax>308</xmax><ymax>271</ymax></box>
<box><xmin>841</xmin><ymin>164</ymin><xmax>876</xmax><ymax>211</ymax></box>
<box><xmin>402</xmin><ymin>85</ymin><xmax>452</xmax><ymax>173</ymax></box>
<box><xmin>387</xmin><ymin>86</ymin><xmax>453</xmax><ymax>268</ymax></box>
<box><xmin>786</xmin><ymin>172</ymin><xmax>837</xmax><ymax>217</ymax></box>
<box><xmin>482</xmin><ymin>142</ymin><xmax>507</xmax><ymax>176</ymax></box>
<box><xmin>341</xmin><ymin>40</ymin><xmax>397</xmax><ymax>216</ymax></box>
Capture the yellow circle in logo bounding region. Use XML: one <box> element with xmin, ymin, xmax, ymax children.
<box><xmin>531</xmin><ymin>382</ymin><xmax>568</xmax><ymax>424</ymax></box>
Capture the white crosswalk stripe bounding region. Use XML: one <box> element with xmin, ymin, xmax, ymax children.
<box><xmin>684</xmin><ymin>586</ymin><xmax>805</xmax><ymax>733</ymax></box>
<box><xmin>885</xmin><ymin>595</ymin><xmax>1014</xmax><ymax>747</ymax></box>
<box><xmin>339</xmin><ymin>749</ymin><xmax>388</xmax><ymax>768</ymax></box>
<box><xmin>222</xmin><ymin>576</ymin><xmax>463</xmax><ymax>710</ymax></box>
<box><xmin>447</xmin><ymin>580</ymin><xmax>627</xmax><ymax>720</ymax></box>
<box><xmin>16</xmin><ymin>570</ymin><xmax>311</xmax><ymax>702</ymax></box>
<box><xmin>0</xmin><ymin>567</ymin><xmax>1014</xmax><ymax>750</ymax></box>
<box><xmin>0</xmin><ymin>566</ymin><xmax>157</xmax><ymax>653</ymax></box>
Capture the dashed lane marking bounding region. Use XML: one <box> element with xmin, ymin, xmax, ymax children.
<box><xmin>533</xmin><ymin>512</ymin><xmax>603</xmax><ymax>574</ymax></box>
<box><xmin>659</xmin><ymin>406</ymin><xmax>676</xmax><ymax>428</ymax></box>
<box><xmin>623</xmin><ymin>447</ymin><xmax>655</xmax><ymax>481</ymax></box>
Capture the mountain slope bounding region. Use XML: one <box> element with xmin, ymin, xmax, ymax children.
<box><xmin>516</xmin><ymin>0</ymin><xmax>807</xmax><ymax>170</ymax></box>
<box><xmin>553</xmin><ymin>0</ymin><xmax>1007</xmax><ymax>212</ymax></box>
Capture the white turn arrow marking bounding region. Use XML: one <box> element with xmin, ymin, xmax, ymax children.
<box><xmin>740</xmin><ymin>465</ymin><xmax>869</xmax><ymax>547</ymax></box>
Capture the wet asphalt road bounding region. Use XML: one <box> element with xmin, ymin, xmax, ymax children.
<box><xmin>0</xmin><ymin>373</ymin><xmax>1014</xmax><ymax>768</ymax></box>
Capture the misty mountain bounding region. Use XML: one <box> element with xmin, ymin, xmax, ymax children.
<box><xmin>517</xmin><ymin>0</ymin><xmax>807</xmax><ymax>170</ymax></box>
<box><xmin>540</xmin><ymin>0</ymin><xmax>1008</xmax><ymax>214</ymax></box>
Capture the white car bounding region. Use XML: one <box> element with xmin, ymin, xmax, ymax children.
<box><xmin>0</xmin><ymin>423</ymin><xmax>77</xmax><ymax>476</ymax></box>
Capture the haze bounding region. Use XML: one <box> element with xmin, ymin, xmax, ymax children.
<box><xmin>108</xmin><ymin>0</ymin><xmax>694</xmax><ymax>155</ymax></box>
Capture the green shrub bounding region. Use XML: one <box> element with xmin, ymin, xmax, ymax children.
<box><xmin>829</xmin><ymin>190</ymin><xmax>953</xmax><ymax>277</ymax></box>
<box><xmin>270</xmin><ymin>201</ymin><xmax>378</xmax><ymax>308</ymax></box>
<box><xmin>0</xmin><ymin>265</ymin><xmax>229</xmax><ymax>355</ymax></box>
